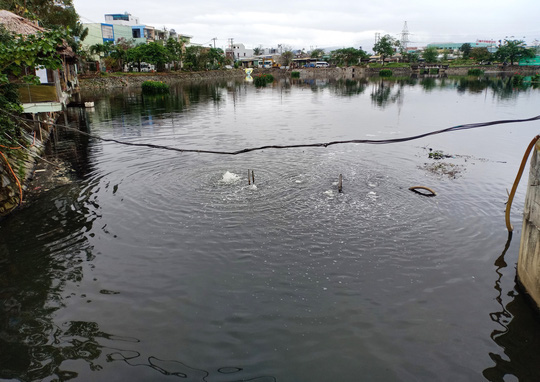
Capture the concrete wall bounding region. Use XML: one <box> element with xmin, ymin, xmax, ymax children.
<box><xmin>113</xmin><ymin>25</ymin><xmax>133</xmax><ymax>43</ymax></box>
<box><xmin>83</xmin><ymin>23</ymin><xmax>105</xmax><ymax>48</ymax></box>
<box><xmin>518</xmin><ymin>140</ymin><xmax>540</xmax><ymax>309</ymax></box>
<box><xmin>79</xmin><ymin>69</ymin><xmax>247</xmax><ymax>89</ymax></box>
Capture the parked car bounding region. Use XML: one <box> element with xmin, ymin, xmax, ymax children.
<box><xmin>315</xmin><ymin>62</ymin><xmax>329</xmax><ymax>68</ymax></box>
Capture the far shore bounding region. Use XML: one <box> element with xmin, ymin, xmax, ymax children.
<box><xmin>77</xmin><ymin>65</ymin><xmax>540</xmax><ymax>90</ymax></box>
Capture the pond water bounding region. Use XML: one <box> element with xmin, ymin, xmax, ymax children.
<box><xmin>2</xmin><ymin>75</ymin><xmax>540</xmax><ymax>381</ymax></box>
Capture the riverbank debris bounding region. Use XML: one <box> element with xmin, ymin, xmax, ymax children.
<box><xmin>338</xmin><ymin>174</ymin><xmax>343</xmax><ymax>193</ymax></box>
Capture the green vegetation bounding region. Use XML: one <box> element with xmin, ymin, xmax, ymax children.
<box><xmin>428</xmin><ymin>150</ymin><xmax>452</xmax><ymax>160</ymax></box>
<box><xmin>89</xmin><ymin>41</ymin><xmax>229</xmax><ymax>72</ymax></box>
<box><xmin>369</xmin><ymin>62</ymin><xmax>409</xmax><ymax>68</ymax></box>
<box><xmin>422</xmin><ymin>47</ymin><xmax>438</xmax><ymax>63</ymax></box>
<box><xmin>429</xmin><ymin>68</ymin><xmax>439</xmax><ymax>74</ymax></box>
<box><xmin>373</xmin><ymin>35</ymin><xmax>399</xmax><ymax>66</ymax></box>
<box><xmin>310</xmin><ymin>48</ymin><xmax>325</xmax><ymax>59</ymax></box>
<box><xmin>460</xmin><ymin>43</ymin><xmax>472</xmax><ymax>58</ymax></box>
<box><xmin>468</xmin><ymin>68</ymin><xmax>484</xmax><ymax>76</ymax></box>
<box><xmin>330</xmin><ymin>47</ymin><xmax>369</xmax><ymax>67</ymax></box>
<box><xmin>291</xmin><ymin>71</ymin><xmax>300</xmax><ymax>78</ymax></box>
<box><xmin>495</xmin><ymin>39</ymin><xmax>535</xmax><ymax>65</ymax></box>
<box><xmin>448</xmin><ymin>59</ymin><xmax>476</xmax><ymax>67</ymax></box>
<box><xmin>379</xmin><ymin>69</ymin><xmax>393</xmax><ymax>77</ymax></box>
<box><xmin>141</xmin><ymin>81</ymin><xmax>170</xmax><ymax>94</ymax></box>
<box><xmin>280</xmin><ymin>47</ymin><xmax>294</xmax><ymax>67</ymax></box>
<box><xmin>0</xmin><ymin>0</ymin><xmax>79</xmax><ymax>30</ymax></box>
<box><xmin>470</xmin><ymin>47</ymin><xmax>491</xmax><ymax>62</ymax></box>
<box><xmin>254</xmin><ymin>74</ymin><xmax>274</xmax><ymax>87</ymax></box>
<box><xmin>405</xmin><ymin>52</ymin><xmax>420</xmax><ymax>63</ymax></box>
<box><xmin>0</xmin><ymin>26</ymin><xmax>65</xmax><ymax>146</ymax></box>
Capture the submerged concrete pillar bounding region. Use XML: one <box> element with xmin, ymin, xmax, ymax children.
<box><xmin>518</xmin><ymin>140</ymin><xmax>540</xmax><ymax>309</ymax></box>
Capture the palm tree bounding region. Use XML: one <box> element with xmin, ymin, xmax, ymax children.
<box><xmin>90</xmin><ymin>41</ymin><xmax>113</xmax><ymax>58</ymax></box>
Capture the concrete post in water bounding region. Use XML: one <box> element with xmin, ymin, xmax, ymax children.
<box><xmin>518</xmin><ymin>140</ymin><xmax>540</xmax><ymax>309</ymax></box>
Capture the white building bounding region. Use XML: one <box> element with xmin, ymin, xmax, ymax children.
<box><xmin>104</xmin><ymin>12</ymin><xmax>140</xmax><ymax>26</ymax></box>
<box><xmin>226</xmin><ymin>43</ymin><xmax>254</xmax><ymax>60</ymax></box>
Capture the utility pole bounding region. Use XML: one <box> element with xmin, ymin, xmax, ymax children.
<box><xmin>228</xmin><ymin>38</ymin><xmax>234</xmax><ymax>60</ymax></box>
<box><xmin>211</xmin><ymin>37</ymin><xmax>217</xmax><ymax>49</ymax></box>
<box><xmin>374</xmin><ymin>32</ymin><xmax>381</xmax><ymax>45</ymax></box>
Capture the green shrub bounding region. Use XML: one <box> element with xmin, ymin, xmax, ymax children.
<box><xmin>254</xmin><ymin>74</ymin><xmax>274</xmax><ymax>87</ymax></box>
<box><xmin>291</xmin><ymin>71</ymin><xmax>300</xmax><ymax>78</ymax></box>
<box><xmin>468</xmin><ymin>68</ymin><xmax>484</xmax><ymax>76</ymax></box>
<box><xmin>379</xmin><ymin>69</ymin><xmax>393</xmax><ymax>77</ymax></box>
<box><xmin>141</xmin><ymin>80</ymin><xmax>170</xmax><ymax>94</ymax></box>
<box><xmin>429</xmin><ymin>68</ymin><xmax>439</xmax><ymax>74</ymax></box>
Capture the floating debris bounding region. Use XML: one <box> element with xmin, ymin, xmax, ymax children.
<box><xmin>422</xmin><ymin>162</ymin><xmax>464</xmax><ymax>179</ymax></box>
<box><xmin>428</xmin><ymin>149</ymin><xmax>453</xmax><ymax>160</ymax></box>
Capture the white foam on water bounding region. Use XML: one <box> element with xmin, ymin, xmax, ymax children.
<box><xmin>248</xmin><ymin>184</ymin><xmax>258</xmax><ymax>190</ymax></box>
<box><xmin>324</xmin><ymin>190</ymin><xmax>334</xmax><ymax>197</ymax></box>
<box><xmin>220</xmin><ymin>171</ymin><xmax>241</xmax><ymax>183</ymax></box>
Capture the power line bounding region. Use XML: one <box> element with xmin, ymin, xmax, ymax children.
<box><xmin>1</xmin><ymin>109</ymin><xmax>539</xmax><ymax>156</ymax></box>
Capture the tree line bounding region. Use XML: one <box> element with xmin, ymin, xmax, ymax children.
<box><xmin>88</xmin><ymin>39</ymin><xmax>228</xmax><ymax>72</ymax></box>
<box><xmin>371</xmin><ymin>34</ymin><xmax>536</xmax><ymax>66</ymax></box>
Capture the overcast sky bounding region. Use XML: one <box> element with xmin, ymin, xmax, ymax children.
<box><xmin>73</xmin><ymin>0</ymin><xmax>540</xmax><ymax>52</ymax></box>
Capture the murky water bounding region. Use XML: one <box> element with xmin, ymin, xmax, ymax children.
<box><xmin>2</xmin><ymin>76</ymin><xmax>540</xmax><ymax>381</ymax></box>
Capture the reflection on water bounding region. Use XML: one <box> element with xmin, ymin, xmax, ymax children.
<box><xmin>483</xmin><ymin>232</ymin><xmax>540</xmax><ymax>381</ymax></box>
<box><xmin>1</xmin><ymin>75</ymin><xmax>540</xmax><ymax>381</ymax></box>
<box><xmin>0</xmin><ymin>184</ymin><xmax>96</xmax><ymax>379</ymax></box>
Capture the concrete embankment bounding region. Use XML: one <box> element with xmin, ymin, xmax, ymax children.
<box><xmin>79</xmin><ymin>68</ymin><xmax>247</xmax><ymax>89</ymax></box>
<box><xmin>518</xmin><ymin>139</ymin><xmax>540</xmax><ymax>311</ymax></box>
<box><xmin>289</xmin><ymin>65</ymin><xmax>540</xmax><ymax>78</ymax></box>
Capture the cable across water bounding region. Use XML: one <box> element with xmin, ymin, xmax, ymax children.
<box><xmin>1</xmin><ymin>109</ymin><xmax>539</xmax><ymax>155</ymax></box>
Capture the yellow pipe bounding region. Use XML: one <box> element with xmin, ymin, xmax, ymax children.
<box><xmin>505</xmin><ymin>135</ymin><xmax>540</xmax><ymax>232</ymax></box>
